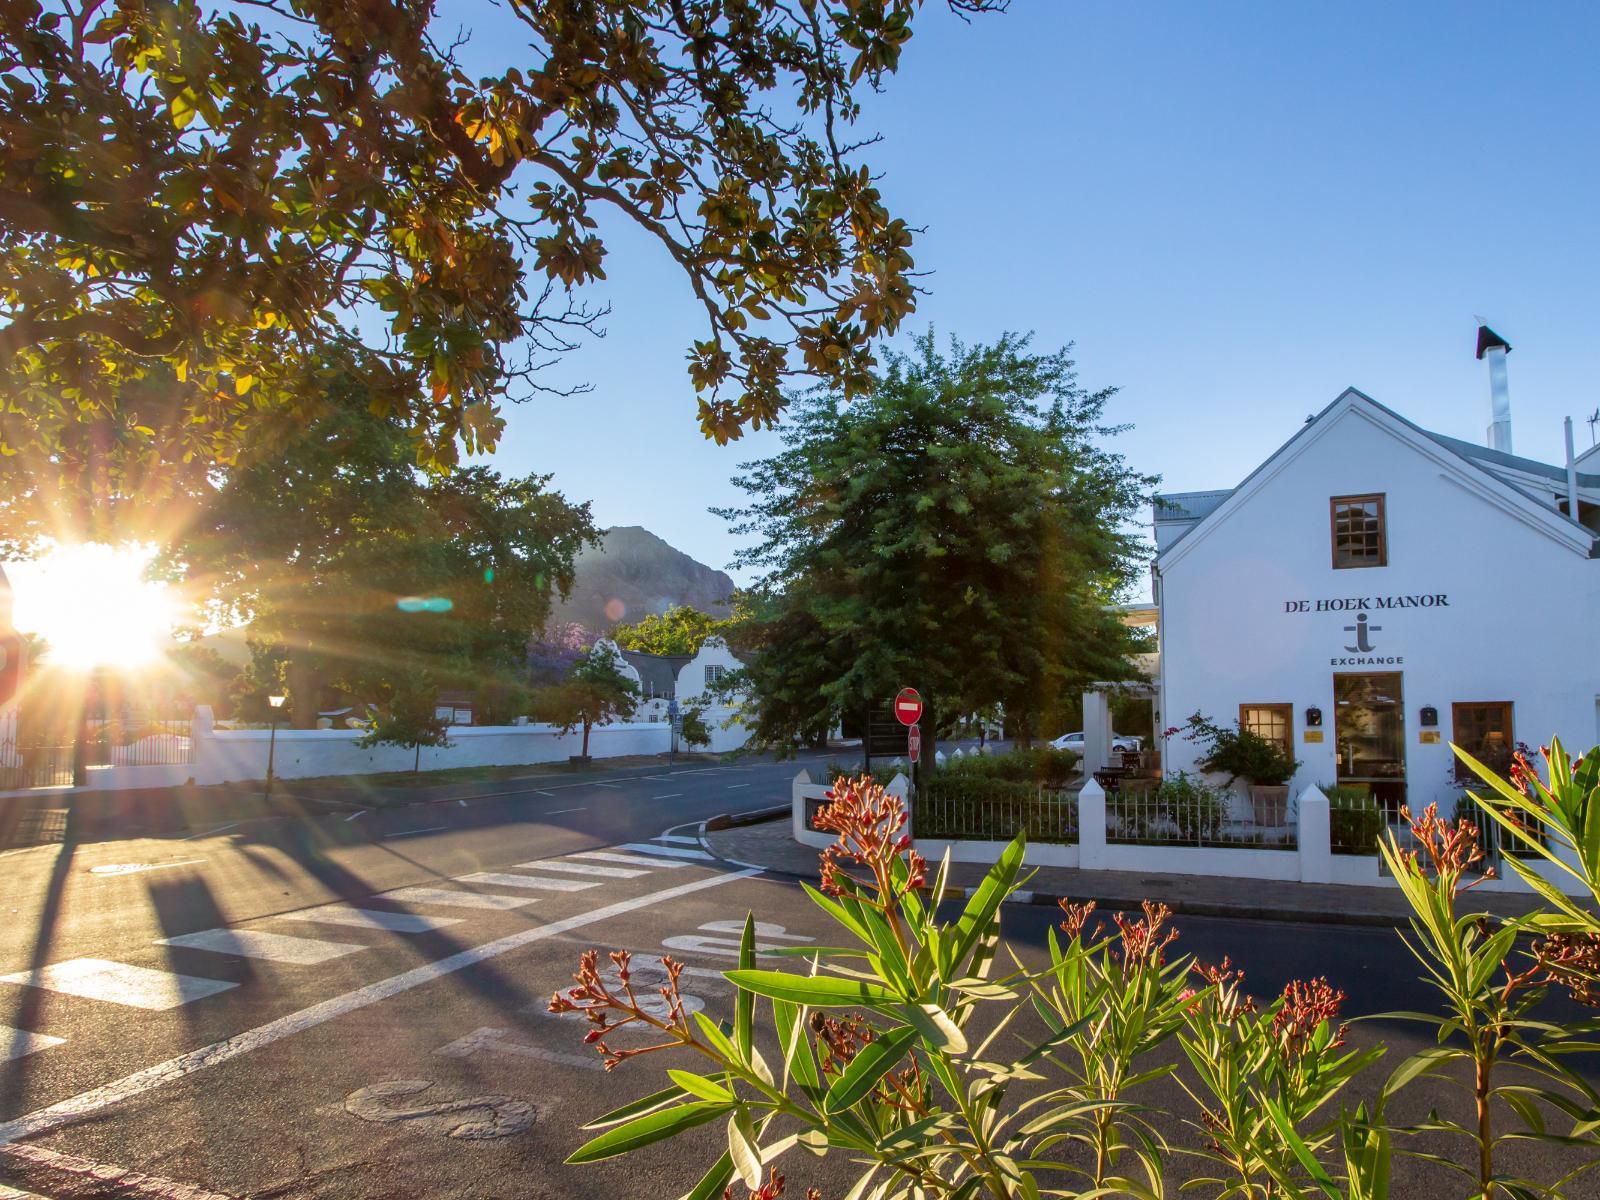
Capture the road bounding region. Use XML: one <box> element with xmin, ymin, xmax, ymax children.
<box><xmin>0</xmin><ymin>756</ymin><xmax>1587</xmax><ymax>1198</ymax></box>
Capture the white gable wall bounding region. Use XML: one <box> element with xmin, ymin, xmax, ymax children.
<box><xmin>1158</xmin><ymin>399</ymin><xmax>1600</xmax><ymax>816</ymax></box>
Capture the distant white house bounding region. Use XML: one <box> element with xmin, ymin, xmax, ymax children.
<box><xmin>614</xmin><ymin>636</ymin><xmax>752</xmax><ymax>752</ymax></box>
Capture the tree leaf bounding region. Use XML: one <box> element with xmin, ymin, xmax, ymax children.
<box><xmin>567</xmin><ymin>1101</ymin><xmax>734</xmax><ymax>1163</ymax></box>
<box><xmin>824</xmin><ymin>1025</ymin><xmax>919</xmax><ymax>1113</ymax></box>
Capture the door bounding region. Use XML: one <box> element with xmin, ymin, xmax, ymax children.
<box><xmin>1334</xmin><ymin>673</ymin><xmax>1406</xmax><ymax>816</ymax></box>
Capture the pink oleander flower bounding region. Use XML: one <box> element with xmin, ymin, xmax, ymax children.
<box><xmin>813</xmin><ymin>775</ymin><xmax>927</xmax><ymax>899</ymax></box>
<box><xmin>1271</xmin><ymin>976</ymin><xmax>1348</xmax><ymax>1059</ymax></box>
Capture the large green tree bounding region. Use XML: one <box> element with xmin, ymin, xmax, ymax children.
<box><xmin>611</xmin><ymin>603</ymin><xmax>727</xmax><ymax>657</ymax></box>
<box><xmin>178</xmin><ymin>388</ymin><xmax>596</xmax><ymax>726</ymax></box>
<box><xmin>717</xmin><ymin>331</ymin><xmax>1154</xmax><ymax>750</ymax></box>
<box><xmin>0</xmin><ymin>0</ymin><xmax>1003</xmax><ymax>535</ymax></box>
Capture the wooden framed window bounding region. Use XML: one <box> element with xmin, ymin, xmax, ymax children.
<box><xmin>1240</xmin><ymin>703</ymin><xmax>1294</xmax><ymax>761</ymax></box>
<box><xmin>1330</xmin><ymin>494</ymin><xmax>1387</xmax><ymax>569</ymax></box>
<box><xmin>1452</xmin><ymin>702</ymin><xmax>1514</xmax><ymax>783</ymax></box>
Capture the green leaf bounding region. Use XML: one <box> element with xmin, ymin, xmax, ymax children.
<box><xmin>948</xmin><ymin>833</ymin><xmax>1024</xmax><ymax>972</ymax></box>
<box><xmin>736</xmin><ymin>912</ymin><xmax>756</xmax><ymax>1060</ymax></box>
<box><xmin>1262</xmin><ymin>1098</ymin><xmax>1343</xmax><ymax>1198</ymax></box>
<box><xmin>582</xmin><ymin>1084</ymin><xmax>688</xmax><ymax>1129</ymax></box>
<box><xmin>824</xmin><ymin>1025</ymin><xmax>919</xmax><ymax>1113</ymax></box>
<box><xmin>667</xmin><ymin>1070</ymin><xmax>734</xmax><ymax>1104</ymax></box>
<box><xmin>727</xmin><ymin>969</ymin><xmax>900</xmax><ymax>1008</ymax></box>
<box><xmin>1383</xmin><ymin>1047</ymin><xmax>1463</xmax><ymax>1101</ymax></box>
<box><xmin>679</xmin><ymin>1151</ymin><xmax>735</xmax><ymax>1200</ymax></box>
<box><xmin>728</xmin><ymin>1109</ymin><xmax>762</xmax><ymax>1189</ymax></box>
<box><xmin>899</xmin><ymin>1002</ymin><xmax>968</xmax><ymax>1053</ymax></box>
<box><xmin>567</xmin><ymin>1100</ymin><xmax>734</xmax><ymax>1163</ymax></box>
<box><xmin>774</xmin><ymin>998</ymin><xmax>821</xmax><ymax>1093</ymax></box>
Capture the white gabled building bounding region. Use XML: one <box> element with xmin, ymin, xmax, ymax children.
<box><xmin>1153</xmin><ymin>328</ymin><xmax>1600</xmax><ymax>818</ymax></box>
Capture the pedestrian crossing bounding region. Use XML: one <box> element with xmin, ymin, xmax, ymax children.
<box><xmin>0</xmin><ymin>834</ymin><xmax>719</xmax><ymax>1050</ymax></box>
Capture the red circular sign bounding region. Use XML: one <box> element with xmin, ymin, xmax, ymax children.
<box><xmin>894</xmin><ymin>687</ymin><xmax>923</xmax><ymax>726</ymax></box>
<box><xmin>907</xmin><ymin>725</ymin><xmax>922</xmax><ymax>763</ymax></box>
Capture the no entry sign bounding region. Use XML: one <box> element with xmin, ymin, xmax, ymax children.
<box><xmin>907</xmin><ymin>724</ymin><xmax>922</xmax><ymax>764</ymax></box>
<box><xmin>894</xmin><ymin>687</ymin><xmax>923</xmax><ymax>726</ymax></box>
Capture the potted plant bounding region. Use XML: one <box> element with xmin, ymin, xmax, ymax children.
<box><xmin>1184</xmin><ymin>713</ymin><xmax>1301</xmax><ymax>826</ymax></box>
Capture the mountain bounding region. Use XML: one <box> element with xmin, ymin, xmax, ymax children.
<box><xmin>548</xmin><ymin>526</ymin><xmax>735</xmax><ymax>636</ymax></box>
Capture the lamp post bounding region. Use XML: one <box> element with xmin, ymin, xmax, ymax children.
<box><xmin>264</xmin><ymin>694</ymin><xmax>286</xmax><ymax>801</ymax></box>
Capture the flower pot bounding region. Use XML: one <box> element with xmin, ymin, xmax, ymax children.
<box><xmin>1250</xmin><ymin>784</ymin><xmax>1290</xmax><ymax>826</ymax></box>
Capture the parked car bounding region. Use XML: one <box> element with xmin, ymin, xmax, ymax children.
<box><xmin>1051</xmin><ymin>731</ymin><xmax>1143</xmax><ymax>754</ymax></box>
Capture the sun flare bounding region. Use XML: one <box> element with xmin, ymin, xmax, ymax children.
<box><xmin>9</xmin><ymin>544</ymin><xmax>178</xmax><ymax>671</ymax></box>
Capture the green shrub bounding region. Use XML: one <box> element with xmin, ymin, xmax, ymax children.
<box><xmin>1185</xmin><ymin>711</ymin><xmax>1300</xmax><ymax>785</ymax></box>
<box><xmin>942</xmin><ymin>746</ymin><xmax>1078</xmax><ymax>786</ymax></box>
<box><xmin>919</xmin><ymin>773</ymin><xmax>1074</xmax><ymax>842</ymax></box>
<box><xmin>1109</xmin><ymin>771</ymin><xmax>1227</xmax><ymax>842</ymax></box>
<box><xmin>1322</xmin><ymin>782</ymin><xmax>1384</xmax><ymax>854</ymax></box>
<box><xmin>558</xmin><ymin>738</ymin><xmax>1600</xmax><ymax>1199</ymax></box>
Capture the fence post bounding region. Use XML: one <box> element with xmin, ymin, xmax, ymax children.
<box><xmin>791</xmin><ymin>768</ymin><xmax>814</xmax><ymax>843</ymax></box>
<box><xmin>1298</xmin><ymin>785</ymin><xmax>1331</xmax><ymax>884</ymax></box>
<box><xmin>1078</xmin><ymin>778</ymin><xmax>1107</xmax><ymax>870</ymax></box>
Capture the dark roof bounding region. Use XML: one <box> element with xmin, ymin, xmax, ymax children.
<box><xmin>1475</xmin><ymin>325</ymin><xmax>1512</xmax><ymax>360</ymax></box>
<box><xmin>1152</xmin><ymin>490</ymin><xmax>1233</xmax><ymax>524</ymax></box>
<box><xmin>619</xmin><ymin>649</ymin><xmax>692</xmax><ymax>698</ymax></box>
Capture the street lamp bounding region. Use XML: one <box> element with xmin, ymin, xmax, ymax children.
<box><xmin>264</xmin><ymin>694</ymin><xmax>286</xmax><ymax>802</ymax></box>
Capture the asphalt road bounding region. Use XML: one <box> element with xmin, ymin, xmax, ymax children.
<box><xmin>0</xmin><ymin>758</ymin><xmax>1593</xmax><ymax>1198</ymax></box>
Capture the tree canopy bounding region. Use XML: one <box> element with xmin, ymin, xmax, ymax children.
<box><xmin>537</xmin><ymin>640</ymin><xmax>639</xmax><ymax>758</ymax></box>
<box><xmin>178</xmin><ymin>390</ymin><xmax>596</xmax><ymax>725</ymax></box>
<box><xmin>717</xmin><ymin>331</ymin><xmax>1154</xmax><ymax>749</ymax></box>
<box><xmin>1</xmin><ymin>0</ymin><xmax>1005</xmax><ymax>534</ymax></box>
<box><xmin>611</xmin><ymin>603</ymin><xmax>728</xmax><ymax>657</ymax></box>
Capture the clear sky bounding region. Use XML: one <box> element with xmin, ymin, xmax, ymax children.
<box><xmin>458</xmin><ymin>1</ymin><xmax>1600</xmax><ymax>589</ymax></box>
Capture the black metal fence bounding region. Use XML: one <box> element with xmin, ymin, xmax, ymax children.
<box><xmin>0</xmin><ymin>740</ymin><xmax>76</xmax><ymax>790</ymax></box>
<box><xmin>918</xmin><ymin>783</ymin><xmax>1078</xmax><ymax>844</ymax></box>
<box><xmin>0</xmin><ymin>716</ymin><xmax>194</xmax><ymax>790</ymax></box>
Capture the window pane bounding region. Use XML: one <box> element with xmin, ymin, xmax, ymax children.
<box><xmin>1240</xmin><ymin>704</ymin><xmax>1292</xmax><ymax>759</ymax></box>
<box><xmin>1453</xmin><ymin>703</ymin><xmax>1513</xmax><ymax>781</ymax></box>
<box><xmin>1331</xmin><ymin>495</ymin><xmax>1386</xmax><ymax>569</ymax></box>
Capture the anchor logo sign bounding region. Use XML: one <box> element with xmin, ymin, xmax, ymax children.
<box><xmin>1344</xmin><ymin>612</ymin><xmax>1380</xmax><ymax>653</ymax></box>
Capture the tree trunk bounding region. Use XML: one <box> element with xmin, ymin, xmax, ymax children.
<box><xmin>287</xmin><ymin>654</ymin><xmax>321</xmax><ymax>729</ymax></box>
<box><xmin>414</xmin><ymin>742</ymin><xmax>421</xmax><ymax>774</ymax></box>
<box><xmin>582</xmin><ymin>719</ymin><xmax>591</xmax><ymax>758</ymax></box>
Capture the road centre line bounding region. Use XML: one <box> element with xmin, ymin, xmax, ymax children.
<box><xmin>547</xmin><ymin>807</ymin><xmax>584</xmax><ymax>815</ymax></box>
<box><xmin>181</xmin><ymin>822</ymin><xmax>240</xmax><ymax>841</ymax></box>
<box><xmin>725</xmin><ymin>783</ymin><xmax>751</xmax><ymax>789</ymax></box>
<box><xmin>342</xmin><ymin>810</ymin><xmax>366</xmax><ymax>822</ymax></box>
<box><xmin>0</xmin><ymin>869</ymin><xmax>760</xmax><ymax>1147</ymax></box>
<box><xmin>653</xmin><ymin>793</ymin><xmax>684</xmax><ymax>800</ymax></box>
<box><xmin>386</xmin><ymin>826</ymin><xmax>447</xmax><ymax>839</ymax></box>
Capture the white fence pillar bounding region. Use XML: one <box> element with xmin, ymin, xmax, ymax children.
<box><xmin>1082</xmin><ymin>690</ymin><xmax>1113</xmax><ymax>775</ymax></box>
<box><xmin>1078</xmin><ymin>778</ymin><xmax>1107</xmax><ymax>870</ymax></box>
<box><xmin>1297</xmin><ymin>785</ymin><xmax>1331</xmax><ymax>884</ymax></box>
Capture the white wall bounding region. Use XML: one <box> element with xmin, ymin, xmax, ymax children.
<box><xmin>677</xmin><ymin>638</ymin><xmax>752</xmax><ymax>752</ymax></box>
<box><xmin>1158</xmin><ymin>398</ymin><xmax>1600</xmax><ymax>817</ymax></box>
<box><xmin>191</xmin><ymin>721</ymin><xmax>672</xmax><ymax>784</ymax></box>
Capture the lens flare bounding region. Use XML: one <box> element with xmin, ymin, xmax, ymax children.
<box><xmin>9</xmin><ymin>544</ymin><xmax>178</xmax><ymax>670</ymax></box>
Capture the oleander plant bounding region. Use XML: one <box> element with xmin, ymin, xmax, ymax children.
<box><xmin>555</xmin><ymin>739</ymin><xmax>1600</xmax><ymax>1199</ymax></box>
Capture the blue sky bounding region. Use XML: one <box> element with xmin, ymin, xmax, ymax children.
<box><xmin>477</xmin><ymin>2</ymin><xmax>1600</xmax><ymax>586</ymax></box>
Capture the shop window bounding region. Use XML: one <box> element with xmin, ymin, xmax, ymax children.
<box><xmin>1239</xmin><ymin>703</ymin><xmax>1293</xmax><ymax>761</ymax></box>
<box><xmin>1452</xmin><ymin>702</ymin><xmax>1513</xmax><ymax>783</ymax></box>
<box><xmin>1330</xmin><ymin>494</ymin><xmax>1387</xmax><ymax>569</ymax></box>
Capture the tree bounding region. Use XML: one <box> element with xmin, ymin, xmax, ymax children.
<box><xmin>611</xmin><ymin>605</ymin><xmax>723</xmax><ymax>658</ymax></box>
<box><xmin>677</xmin><ymin>703</ymin><xmax>712</xmax><ymax>751</ymax></box>
<box><xmin>716</xmin><ymin>331</ymin><xmax>1154</xmax><ymax>751</ymax></box>
<box><xmin>539</xmin><ymin>642</ymin><xmax>639</xmax><ymax>759</ymax></box>
<box><xmin>356</xmin><ymin>678</ymin><xmax>451</xmax><ymax>773</ymax></box>
<box><xmin>177</xmin><ymin>394</ymin><xmax>597</xmax><ymax>726</ymax></box>
<box><xmin>1</xmin><ymin>0</ymin><xmax>1005</xmax><ymax>535</ymax></box>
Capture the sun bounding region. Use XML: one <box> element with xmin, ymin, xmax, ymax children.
<box><xmin>10</xmin><ymin>544</ymin><xmax>179</xmax><ymax>671</ymax></box>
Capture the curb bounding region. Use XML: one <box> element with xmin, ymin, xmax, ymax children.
<box><xmin>697</xmin><ymin>812</ymin><xmax>1414</xmax><ymax>930</ymax></box>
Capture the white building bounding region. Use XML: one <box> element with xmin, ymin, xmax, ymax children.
<box><xmin>1153</xmin><ymin>328</ymin><xmax>1600</xmax><ymax>818</ymax></box>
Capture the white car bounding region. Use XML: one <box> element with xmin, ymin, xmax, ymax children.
<box><xmin>1051</xmin><ymin>731</ymin><xmax>1143</xmax><ymax>754</ymax></box>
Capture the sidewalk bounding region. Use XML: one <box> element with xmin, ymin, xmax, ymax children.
<box><xmin>702</xmin><ymin>814</ymin><xmax>1550</xmax><ymax>927</ymax></box>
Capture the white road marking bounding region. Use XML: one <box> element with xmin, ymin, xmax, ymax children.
<box><xmin>567</xmin><ymin>850</ymin><xmax>687</xmax><ymax>870</ymax></box>
<box><xmin>532</xmin><ymin>790</ymin><xmax>557</xmax><ymax>797</ymax></box>
<box><xmin>457</xmin><ymin>800</ymin><xmax>467</xmax><ymax>807</ymax></box>
<box><xmin>725</xmin><ymin>783</ymin><xmax>752</xmax><ymax>790</ymax></box>
<box><xmin>456</xmin><ymin>872</ymin><xmax>599</xmax><ymax>893</ymax></box>
<box><xmin>387</xmin><ymin>826</ymin><xmax>447</xmax><ymax>839</ymax></box>
<box><xmin>181</xmin><ymin>822</ymin><xmax>240</xmax><ymax>841</ymax></box>
<box><xmin>1</xmin><ymin>1025</ymin><xmax>64</xmax><ymax>1062</ymax></box>
<box><xmin>343</xmin><ymin>810</ymin><xmax>367</xmax><ymax>822</ymax></box>
<box><xmin>0</xmin><ymin>1142</ymin><xmax>236</xmax><ymax>1200</ymax></box>
<box><xmin>0</xmin><ymin>959</ymin><xmax>236</xmax><ymax>1011</ymax></box>
<box><xmin>155</xmin><ymin>929</ymin><xmax>366</xmax><ymax>966</ymax></box>
<box><xmin>615</xmin><ymin>842</ymin><xmax>714</xmax><ymax>862</ymax></box>
<box><xmin>435</xmin><ymin>1026</ymin><xmax>602</xmax><ymax>1072</ymax></box>
<box><xmin>344</xmin><ymin>1079</ymin><xmax>534</xmax><ymax>1139</ymax></box>
<box><xmin>654</xmin><ymin>834</ymin><xmax>701</xmax><ymax>845</ymax></box>
<box><xmin>547</xmin><ymin>807</ymin><xmax>584</xmax><ymax>815</ymax></box>
<box><xmin>0</xmin><ymin>869</ymin><xmax>758</xmax><ymax>1147</ymax></box>
<box><xmin>277</xmin><ymin>906</ymin><xmax>463</xmax><ymax>934</ymax></box>
<box><xmin>88</xmin><ymin>859</ymin><xmax>204</xmax><ymax>877</ymax></box>
<box><xmin>591</xmin><ymin>782</ymin><xmax>622</xmax><ymax>789</ymax></box>
<box><xmin>652</xmin><ymin>793</ymin><xmax>684</xmax><ymax>800</ymax></box>
<box><xmin>381</xmin><ymin>887</ymin><xmax>536</xmax><ymax>911</ymax></box>
<box><xmin>514</xmin><ymin>860</ymin><xmax>647</xmax><ymax>879</ymax></box>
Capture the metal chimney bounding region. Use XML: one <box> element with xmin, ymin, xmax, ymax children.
<box><xmin>1564</xmin><ymin>416</ymin><xmax>1581</xmax><ymax>522</ymax></box>
<box><xmin>1476</xmin><ymin>324</ymin><xmax>1513</xmax><ymax>453</ymax></box>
